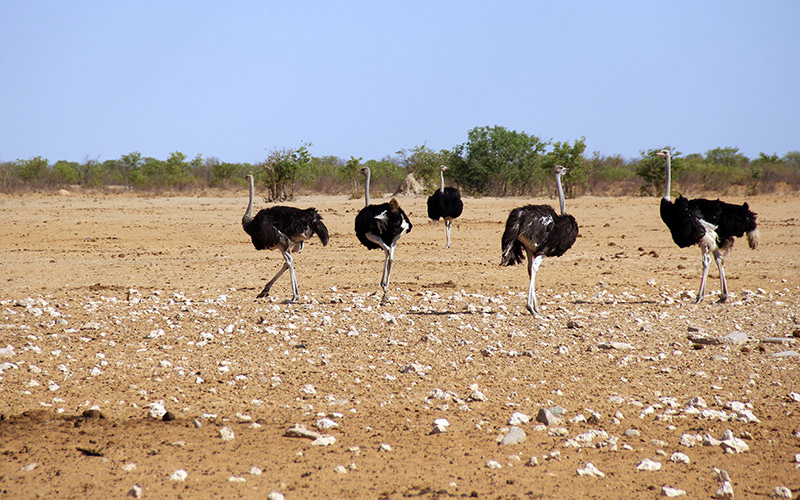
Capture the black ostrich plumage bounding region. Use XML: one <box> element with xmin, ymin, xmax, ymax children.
<box><xmin>500</xmin><ymin>204</ymin><xmax>578</xmax><ymax>266</ymax></box>
<box><xmin>244</xmin><ymin>206</ymin><xmax>329</xmax><ymax>251</ymax></box>
<box><xmin>427</xmin><ymin>187</ymin><xmax>463</xmax><ymax>221</ymax></box>
<box><xmin>355</xmin><ymin>198</ymin><xmax>412</xmax><ymax>250</ymax></box>
<box><xmin>660</xmin><ymin>196</ymin><xmax>757</xmax><ymax>250</ymax></box>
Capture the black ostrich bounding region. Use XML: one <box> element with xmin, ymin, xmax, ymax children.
<box><xmin>354</xmin><ymin>166</ymin><xmax>412</xmax><ymax>304</ymax></box>
<box><xmin>242</xmin><ymin>174</ymin><xmax>329</xmax><ymax>301</ymax></box>
<box><xmin>427</xmin><ymin>165</ymin><xmax>463</xmax><ymax>248</ymax></box>
<box><xmin>657</xmin><ymin>149</ymin><xmax>758</xmax><ymax>303</ymax></box>
<box><xmin>500</xmin><ymin>165</ymin><xmax>579</xmax><ymax>315</ymax></box>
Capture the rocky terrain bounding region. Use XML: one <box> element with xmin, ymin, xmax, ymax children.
<box><xmin>0</xmin><ymin>191</ymin><xmax>798</xmax><ymax>499</ymax></box>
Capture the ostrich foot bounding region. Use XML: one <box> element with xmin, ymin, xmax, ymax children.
<box><xmin>256</xmin><ymin>288</ymin><xmax>271</xmax><ymax>299</ymax></box>
<box><xmin>526</xmin><ymin>303</ymin><xmax>541</xmax><ymax>315</ymax></box>
<box><xmin>694</xmin><ymin>295</ymin><xmax>704</xmax><ymax>304</ymax></box>
<box><xmin>716</xmin><ymin>294</ymin><xmax>728</xmax><ymax>303</ymax></box>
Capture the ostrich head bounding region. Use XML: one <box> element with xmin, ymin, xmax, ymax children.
<box><xmin>555</xmin><ymin>165</ymin><xmax>568</xmax><ymax>176</ymax></box>
<box><xmin>656</xmin><ymin>149</ymin><xmax>671</xmax><ymax>158</ymax></box>
<box><xmin>439</xmin><ymin>165</ymin><xmax>448</xmax><ymax>172</ymax></box>
<box><xmin>359</xmin><ymin>166</ymin><xmax>370</xmax><ymax>176</ymax></box>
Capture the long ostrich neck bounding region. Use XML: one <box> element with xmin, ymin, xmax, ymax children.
<box><xmin>363</xmin><ymin>170</ymin><xmax>371</xmax><ymax>206</ymax></box>
<box><xmin>556</xmin><ymin>172</ymin><xmax>567</xmax><ymax>215</ymax></box>
<box><xmin>243</xmin><ymin>176</ymin><xmax>255</xmax><ymax>226</ymax></box>
<box><xmin>663</xmin><ymin>155</ymin><xmax>672</xmax><ymax>200</ymax></box>
<box><xmin>440</xmin><ymin>169</ymin><xmax>445</xmax><ymax>192</ymax></box>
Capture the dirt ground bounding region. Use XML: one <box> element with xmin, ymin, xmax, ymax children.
<box><xmin>0</xmin><ymin>189</ymin><xmax>798</xmax><ymax>499</ymax></box>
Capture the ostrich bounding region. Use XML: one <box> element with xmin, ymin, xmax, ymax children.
<box><xmin>427</xmin><ymin>165</ymin><xmax>463</xmax><ymax>248</ymax></box>
<box><xmin>657</xmin><ymin>149</ymin><xmax>758</xmax><ymax>303</ymax></box>
<box><xmin>500</xmin><ymin>165</ymin><xmax>579</xmax><ymax>315</ymax></box>
<box><xmin>354</xmin><ymin>166</ymin><xmax>412</xmax><ymax>304</ymax></box>
<box><xmin>242</xmin><ymin>174</ymin><xmax>329</xmax><ymax>301</ymax></box>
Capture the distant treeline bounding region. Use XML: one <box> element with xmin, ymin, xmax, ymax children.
<box><xmin>2</xmin><ymin>126</ymin><xmax>798</xmax><ymax>198</ymax></box>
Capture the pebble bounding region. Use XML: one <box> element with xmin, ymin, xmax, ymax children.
<box><xmin>316</xmin><ymin>418</ymin><xmax>339</xmax><ymax>430</ymax></box>
<box><xmin>713</xmin><ymin>481</ymin><xmax>734</xmax><ymax>499</ymax></box>
<box><xmin>576</xmin><ymin>462</ymin><xmax>605</xmax><ymax>477</ymax></box>
<box><xmin>148</xmin><ymin>402</ymin><xmax>167</xmax><ymax>419</ymax></box>
<box><xmin>170</xmin><ymin>469</ymin><xmax>188</xmax><ymax>481</ymax></box>
<box><xmin>486</xmin><ymin>460</ymin><xmax>502</xmax><ymax>469</ymax></box>
<box><xmin>508</xmin><ymin>412</ymin><xmax>530</xmax><ymax>425</ymax></box>
<box><xmin>219</xmin><ymin>426</ymin><xmax>235</xmax><ymax>441</ymax></box>
<box><xmin>623</xmin><ymin>429</ymin><xmax>640</xmax><ymax>437</ymax></box>
<box><xmin>720</xmin><ymin>430</ymin><xmax>749</xmax><ymax>454</ymax></box>
<box><xmin>773</xmin><ymin>486</ymin><xmax>792</xmax><ymax>499</ymax></box>
<box><xmin>661</xmin><ymin>486</ymin><xmax>686</xmax><ymax>497</ymax></box>
<box><xmin>311</xmin><ymin>435</ymin><xmax>336</xmax><ymax>446</ymax></box>
<box><xmin>721</xmin><ymin>331</ymin><xmax>748</xmax><ymax>345</ymax></box>
<box><xmin>670</xmin><ymin>452</ymin><xmax>690</xmax><ymax>464</ymax></box>
<box><xmin>536</xmin><ymin>407</ymin><xmax>565</xmax><ymax>426</ymax></box>
<box><xmin>636</xmin><ymin>458</ymin><xmax>661</xmax><ymax>471</ymax></box>
<box><xmin>267</xmin><ymin>493</ymin><xmax>285</xmax><ymax>500</ymax></box>
<box><xmin>431</xmin><ymin>418</ymin><xmax>450</xmax><ymax>434</ymax></box>
<box><xmin>498</xmin><ymin>426</ymin><xmax>527</xmax><ymax>445</ymax></box>
<box><xmin>772</xmin><ymin>351</ymin><xmax>799</xmax><ymax>358</ymax></box>
<box><xmin>127</xmin><ymin>485</ymin><xmax>143</xmax><ymax>498</ymax></box>
<box><xmin>598</xmin><ymin>342</ymin><xmax>634</xmax><ymax>350</ymax></box>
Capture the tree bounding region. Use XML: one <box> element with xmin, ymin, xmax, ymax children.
<box><xmin>259</xmin><ymin>143</ymin><xmax>312</xmax><ymax>201</ymax></box>
<box><xmin>454</xmin><ymin>126</ymin><xmax>547</xmax><ymax>195</ymax></box>
<box><xmin>395</xmin><ymin>145</ymin><xmax>450</xmax><ymax>190</ymax></box>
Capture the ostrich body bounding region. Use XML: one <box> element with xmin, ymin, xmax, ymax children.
<box><xmin>354</xmin><ymin>166</ymin><xmax>412</xmax><ymax>304</ymax></box>
<box><xmin>427</xmin><ymin>165</ymin><xmax>463</xmax><ymax>248</ymax></box>
<box><xmin>500</xmin><ymin>165</ymin><xmax>578</xmax><ymax>315</ymax></box>
<box><xmin>242</xmin><ymin>174</ymin><xmax>329</xmax><ymax>301</ymax></box>
<box><xmin>657</xmin><ymin>149</ymin><xmax>758</xmax><ymax>303</ymax></box>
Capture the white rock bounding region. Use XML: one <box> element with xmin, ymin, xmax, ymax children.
<box><xmin>508</xmin><ymin>412</ymin><xmax>531</xmax><ymax>425</ymax></box>
<box><xmin>499</xmin><ymin>427</ymin><xmax>527</xmax><ymax>445</ymax></box>
<box><xmin>662</xmin><ymin>486</ymin><xmax>686</xmax><ymax>497</ymax></box>
<box><xmin>316</xmin><ymin>418</ymin><xmax>339</xmax><ymax>430</ymax></box>
<box><xmin>773</xmin><ymin>486</ymin><xmax>792</xmax><ymax>498</ymax></box>
<box><xmin>122</xmin><ymin>463</ymin><xmax>137</xmax><ymax>472</ymax></box>
<box><xmin>469</xmin><ymin>389</ymin><xmax>488</xmax><ymax>402</ymax></box>
<box><xmin>576</xmin><ymin>462</ymin><xmax>605</xmax><ymax>477</ymax></box>
<box><xmin>170</xmin><ymin>469</ymin><xmax>188</xmax><ymax>481</ymax></box>
<box><xmin>720</xmin><ymin>430</ymin><xmax>749</xmax><ymax>454</ymax></box>
<box><xmin>267</xmin><ymin>492</ymin><xmax>285</xmax><ymax>500</ymax></box>
<box><xmin>148</xmin><ymin>402</ymin><xmax>167</xmax><ymax>419</ymax></box>
<box><xmin>249</xmin><ymin>466</ymin><xmax>262</xmax><ymax>475</ymax></box>
<box><xmin>636</xmin><ymin>458</ymin><xmax>662</xmax><ymax>471</ymax></box>
<box><xmin>311</xmin><ymin>435</ymin><xmax>336</xmax><ymax>446</ymax></box>
<box><xmin>788</xmin><ymin>392</ymin><xmax>800</xmax><ymax>402</ymax></box>
<box><xmin>219</xmin><ymin>426</ymin><xmax>235</xmax><ymax>441</ymax></box>
<box><xmin>333</xmin><ymin>465</ymin><xmax>348</xmax><ymax>474</ymax></box>
<box><xmin>127</xmin><ymin>485</ymin><xmax>143</xmax><ymax>498</ymax></box>
<box><xmin>486</xmin><ymin>460</ymin><xmax>502</xmax><ymax>469</ymax></box>
<box><xmin>670</xmin><ymin>452</ymin><xmax>691</xmax><ymax>464</ymax></box>
<box><xmin>713</xmin><ymin>481</ymin><xmax>734</xmax><ymax>499</ymax></box>
<box><xmin>228</xmin><ymin>476</ymin><xmax>246</xmax><ymax>483</ymax></box>
<box><xmin>379</xmin><ymin>443</ymin><xmax>392</xmax><ymax>452</ymax></box>
<box><xmin>300</xmin><ymin>384</ymin><xmax>317</xmax><ymax>395</ymax></box>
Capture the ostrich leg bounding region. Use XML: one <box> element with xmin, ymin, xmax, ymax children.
<box><xmin>714</xmin><ymin>249</ymin><xmax>728</xmax><ymax>303</ymax></box>
<box><xmin>257</xmin><ymin>246</ymin><xmax>293</xmax><ymax>299</ymax></box>
<box><xmin>525</xmin><ymin>250</ymin><xmax>544</xmax><ymax>315</ymax></box>
<box><xmin>696</xmin><ymin>249</ymin><xmax>712</xmax><ymax>303</ymax></box>
<box><xmin>445</xmin><ymin>219</ymin><xmax>452</xmax><ymax>248</ymax></box>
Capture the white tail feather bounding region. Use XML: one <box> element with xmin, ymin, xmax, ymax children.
<box><xmin>747</xmin><ymin>228</ymin><xmax>759</xmax><ymax>249</ymax></box>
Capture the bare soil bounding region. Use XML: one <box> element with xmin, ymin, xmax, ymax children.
<box><xmin>0</xmin><ymin>191</ymin><xmax>798</xmax><ymax>499</ymax></box>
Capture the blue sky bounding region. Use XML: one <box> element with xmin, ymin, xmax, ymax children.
<box><xmin>2</xmin><ymin>1</ymin><xmax>798</xmax><ymax>164</ymax></box>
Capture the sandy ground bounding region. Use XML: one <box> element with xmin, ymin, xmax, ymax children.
<box><xmin>0</xmin><ymin>190</ymin><xmax>798</xmax><ymax>499</ymax></box>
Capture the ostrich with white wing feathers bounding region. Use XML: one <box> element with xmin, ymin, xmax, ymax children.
<box><xmin>501</xmin><ymin>165</ymin><xmax>578</xmax><ymax>315</ymax></box>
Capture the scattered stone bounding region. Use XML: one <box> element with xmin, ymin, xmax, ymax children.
<box><xmin>762</xmin><ymin>337</ymin><xmax>796</xmax><ymax>345</ymax></box>
<box><xmin>713</xmin><ymin>481</ymin><xmax>734</xmax><ymax>499</ymax></box>
<box><xmin>122</xmin><ymin>463</ymin><xmax>137</xmax><ymax>472</ymax></box>
<box><xmin>623</xmin><ymin>429</ymin><xmax>641</xmax><ymax>437</ymax></box>
<box><xmin>788</xmin><ymin>392</ymin><xmax>800</xmax><ymax>403</ymax></box>
<box><xmin>316</xmin><ymin>418</ymin><xmax>339</xmax><ymax>430</ymax></box>
<box><xmin>148</xmin><ymin>402</ymin><xmax>167</xmax><ymax>419</ymax></box>
<box><xmin>598</xmin><ymin>342</ymin><xmax>634</xmax><ymax>350</ymax></box>
<box><xmin>249</xmin><ymin>466</ymin><xmax>262</xmax><ymax>475</ymax></box>
<box><xmin>379</xmin><ymin>443</ymin><xmax>392</xmax><ymax>452</ymax></box>
<box><xmin>228</xmin><ymin>476</ymin><xmax>246</xmax><ymax>483</ymax></box>
<box><xmin>170</xmin><ymin>469</ymin><xmax>188</xmax><ymax>481</ymax></box>
<box><xmin>468</xmin><ymin>389</ymin><xmax>489</xmax><ymax>402</ymax></box>
<box><xmin>267</xmin><ymin>492</ymin><xmax>285</xmax><ymax>500</ymax></box>
<box><xmin>431</xmin><ymin>418</ymin><xmax>450</xmax><ymax>434</ymax></box>
<box><xmin>662</xmin><ymin>486</ymin><xmax>687</xmax><ymax>497</ymax></box>
<box><xmin>127</xmin><ymin>485</ymin><xmax>143</xmax><ymax>498</ymax></box>
<box><xmin>772</xmin><ymin>351</ymin><xmax>799</xmax><ymax>358</ymax></box>
<box><xmin>773</xmin><ymin>486</ymin><xmax>792</xmax><ymax>498</ymax></box>
<box><xmin>636</xmin><ymin>458</ymin><xmax>661</xmax><ymax>471</ymax></box>
<box><xmin>311</xmin><ymin>435</ymin><xmax>336</xmax><ymax>446</ymax></box>
<box><xmin>536</xmin><ymin>407</ymin><xmax>565</xmax><ymax>426</ymax></box>
<box><xmin>498</xmin><ymin>426</ymin><xmax>527</xmax><ymax>445</ymax></box>
<box><xmin>526</xmin><ymin>456</ymin><xmax>539</xmax><ymax>467</ymax></box>
<box><xmin>486</xmin><ymin>460</ymin><xmax>502</xmax><ymax>469</ymax></box>
<box><xmin>333</xmin><ymin>465</ymin><xmax>348</xmax><ymax>474</ymax></box>
<box><xmin>720</xmin><ymin>430</ymin><xmax>749</xmax><ymax>454</ymax></box>
<box><xmin>670</xmin><ymin>452</ymin><xmax>690</xmax><ymax>464</ymax></box>
<box><xmin>508</xmin><ymin>412</ymin><xmax>530</xmax><ymax>425</ymax></box>
<box><xmin>576</xmin><ymin>462</ymin><xmax>605</xmax><ymax>478</ymax></box>
<box><xmin>721</xmin><ymin>331</ymin><xmax>748</xmax><ymax>345</ymax></box>
<box><xmin>162</xmin><ymin>411</ymin><xmax>176</xmax><ymax>422</ymax></box>
<box><xmin>82</xmin><ymin>409</ymin><xmax>102</xmax><ymax>419</ymax></box>
<box><xmin>285</xmin><ymin>424</ymin><xmax>322</xmax><ymax>440</ymax></box>
<box><xmin>219</xmin><ymin>426</ymin><xmax>235</xmax><ymax>441</ymax></box>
